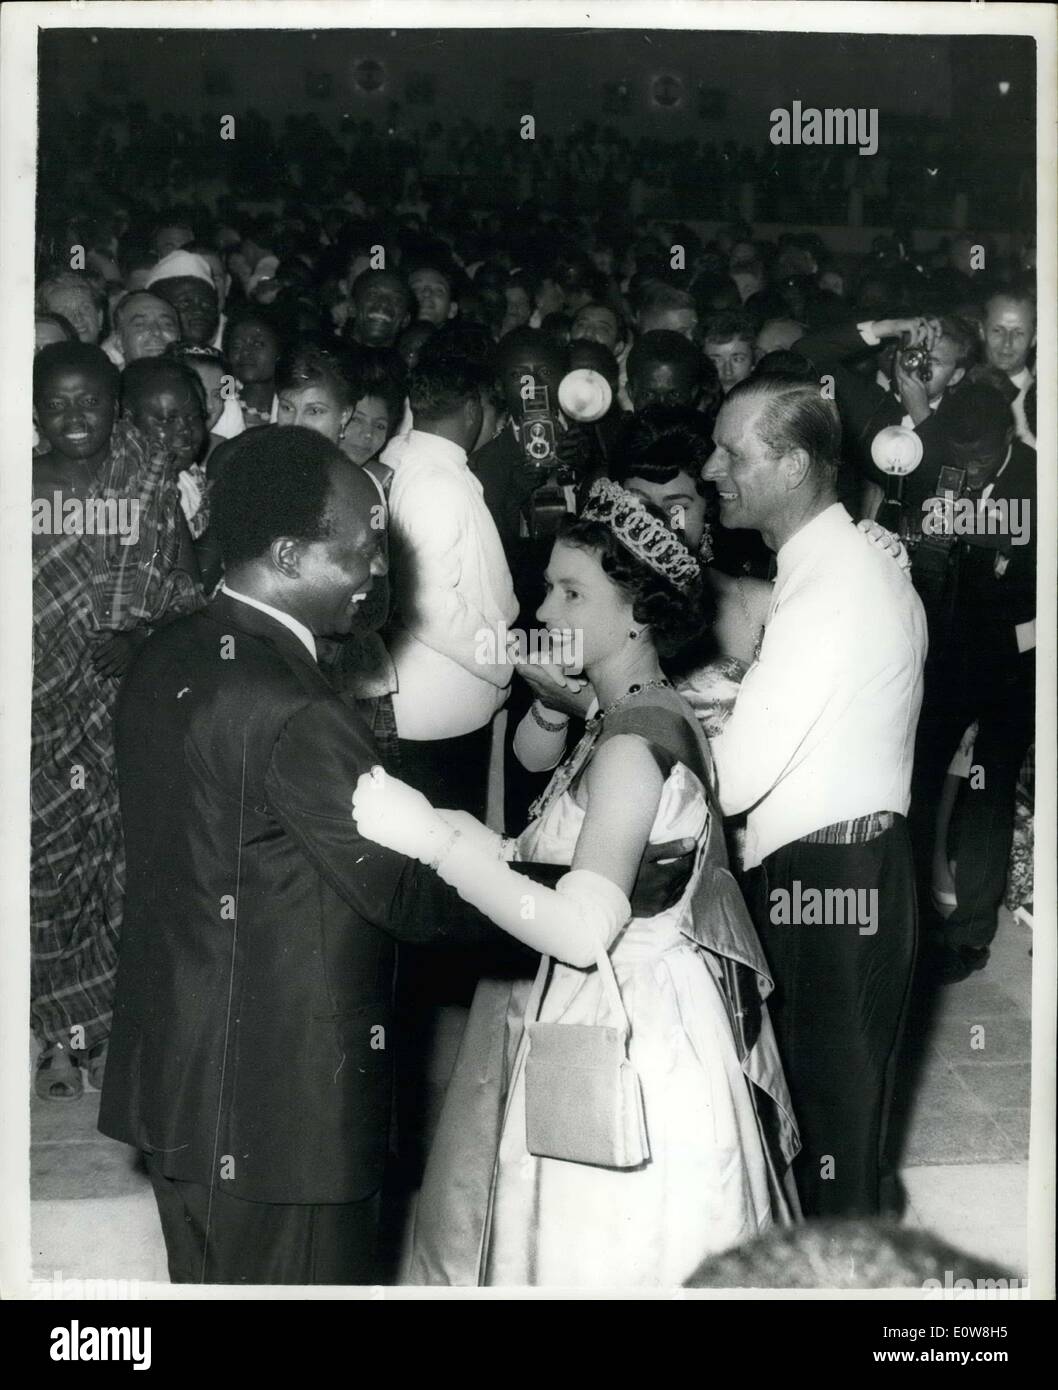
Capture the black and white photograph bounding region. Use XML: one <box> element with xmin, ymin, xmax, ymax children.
<box><xmin>1</xmin><ymin>0</ymin><xmax>1054</xmax><ymax>1324</ymax></box>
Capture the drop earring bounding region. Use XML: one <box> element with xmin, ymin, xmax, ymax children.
<box><xmin>629</xmin><ymin>629</ymin><xmax>639</xmax><ymax>640</ymax></box>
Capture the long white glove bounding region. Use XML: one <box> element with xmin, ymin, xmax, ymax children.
<box><xmin>352</xmin><ymin>769</ymin><xmax>630</xmax><ymax>969</ymax></box>
<box><xmin>435</xmin><ymin>807</ymin><xmax>515</xmax><ymax>859</ymax></box>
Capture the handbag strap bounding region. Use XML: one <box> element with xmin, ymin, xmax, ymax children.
<box><xmin>524</xmin><ymin>931</ymin><xmax>631</xmax><ymax>1039</ymax></box>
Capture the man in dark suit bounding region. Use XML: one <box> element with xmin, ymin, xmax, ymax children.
<box><xmin>908</xmin><ymin>385</ymin><xmax>1036</xmax><ymax>981</ymax></box>
<box><xmin>98</xmin><ymin>427</ymin><xmax>505</xmax><ymax>1284</ymax></box>
<box><xmin>794</xmin><ymin>313</ymin><xmax>978</xmax><ymax>519</ymax></box>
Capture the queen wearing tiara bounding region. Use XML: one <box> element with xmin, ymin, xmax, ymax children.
<box><xmin>353</xmin><ymin>479</ymin><xmax>799</xmax><ymax>1288</ymax></box>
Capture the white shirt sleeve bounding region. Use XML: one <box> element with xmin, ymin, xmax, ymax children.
<box><xmin>391</xmin><ymin>474</ymin><xmax>510</xmax><ymax>688</ymax></box>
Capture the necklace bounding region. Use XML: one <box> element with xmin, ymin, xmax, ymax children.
<box><xmin>528</xmin><ymin>677</ymin><xmax>673</xmax><ymax>823</ymax></box>
<box><xmin>589</xmin><ymin>676</ymin><xmax>673</xmax><ymax>728</ymax></box>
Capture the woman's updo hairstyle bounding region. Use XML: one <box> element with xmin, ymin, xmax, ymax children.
<box><xmin>274</xmin><ymin>343</ymin><xmax>354</xmax><ymax>407</ymax></box>
<box><xmin>610</xmin><ymin>405</ymin><xmax>714</xmax><ymax>497</ymax></box>
<box><xmin>558</xmin><ymin>502</ymin><xmax>714</xmax><ymax>668</ymax></box>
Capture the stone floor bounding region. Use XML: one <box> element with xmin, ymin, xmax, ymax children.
<box><xmin>27</xmin><ymin>911</ymin><xmax>1034</xmax><ymax>1288</ymax></box>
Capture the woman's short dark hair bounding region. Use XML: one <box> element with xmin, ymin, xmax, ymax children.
<box><xmin>558</xmin><ymin>509</ymin><xmax>713</xmax><ymax>663</ymax></box>
<box><xmin>211</xmin><ymin>425</ymin><xmax>341</xmax><ymax>569</ymax></box>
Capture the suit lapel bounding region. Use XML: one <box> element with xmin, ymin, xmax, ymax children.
<box><xmin>208</xmin><ymin>592</ymin><xmax>331</xmax><ymax>688</ymax></box>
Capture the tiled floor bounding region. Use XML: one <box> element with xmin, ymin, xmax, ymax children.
<box><xmin>27</xmin><ymin>912</ymin><xmax>1034</xmax><ymax>1287</ymax></box>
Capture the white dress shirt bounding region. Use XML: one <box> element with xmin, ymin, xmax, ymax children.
<box><xmin>220</xmin><ymin>583</ymin><xmax>317</xmax><ymax>662</ymax></box>
<box><xmin>386</xmin><ymin>429</ymin><xmax>518</xmax><ymax>740</ymax></box>
<box><xmin>711</xmin><ymin>504</ymin><xmax>927</xmax><ymax>869</ymax></box>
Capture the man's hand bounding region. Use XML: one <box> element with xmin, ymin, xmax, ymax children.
<box><xmin>634</xmin><ymin>836</ymin><xmax>698</xmax><ymax>916</ymax></box>
<box><xmin>893</xmin><ymin>352</ymin><xmax>932</xmax><ymax>427</ymax></box>
<box><xmin>91</xmin><ymin>629</ymin><xmax>147</xmax><ymax>680</ymax></box>
<box><xmin>514</xmin><ymin>657</ymin><xmax>596</xmax><ymax>720</ymax></box>
<box><xmin>874</xmin><ymin>316</ymin><xmax>942</xmax><ymax>349</ymax></box>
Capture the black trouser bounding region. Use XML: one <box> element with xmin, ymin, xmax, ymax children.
<box><xmin>393</xmin><ymin>720</ymin><xmax>494</xmax><ymax>1182</ymax></box>
<box><xmin>744</xmin><ymin>819</ymin><xmax>918</xmax><ymax>1218</ymax></box>
<box><xmin>145</xmin><ymin>1155</ymin><xmax>380</xmax><ymax>1285</ymax></box>
<box><xmin>911</xmin><ymin>639</ymin><xmax>1035</xmax><ymax>950</ymax></box>
<box><xmin>396</xmin><ymin>722</ymin><xmax>493</xmax><ymax>819</ymax></box>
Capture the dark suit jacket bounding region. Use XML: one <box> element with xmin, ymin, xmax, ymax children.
<box><xmin>952</xmin><ymin>439</ymin><xmax>1037</xmax><ymax>655</ymax></box>
<box><xmin>471</xmin><ymin>420</ymin><xmax>612</xmax><ymax>620</ymax></box>
<box><xmin>98</xmin><ymin>591</ymin><xmax>511</xmax><ymax>1205</ymax></box>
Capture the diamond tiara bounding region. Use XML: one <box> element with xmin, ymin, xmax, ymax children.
<box><xmin>579</xmin><ymin>478</ymin><xmax>703</xmax><ymax>593</ymax></box>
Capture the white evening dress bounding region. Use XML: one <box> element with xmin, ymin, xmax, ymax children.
<box><xmin>404</xmin><ymin>692</ymin><xmax>795</xmax><ymax>1288</ymax></box>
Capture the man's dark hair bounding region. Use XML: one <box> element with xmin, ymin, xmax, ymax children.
<box><xmin>418</xmin><ymin>320</ymin><xmax>495</xmax><ymax>370</ymax></box>
<box><xmin>944</xmin><ymin>382</ymin><xmax>1015</xmax><ymax>451</ymax></box>
<box><xmin>405</xmin><ymin>257</ymin><xmax>457</xmax><ymax>293</ymax></box>
<box><xmin>33</xmin><ymin>341</ymin><xmax>119</xmax><ymax>401</ymax></box>
<box><xmin>351</xmin><ymin>267</ymin><xmax>411</xmax><ymax>308</ymax></box>
<box><xmin>638</xmin><ymin>283</ymin><xmax>697</xmax><ymax>317</ymax></box>
<box><xmin>120</xmin><ymin>357</ymin><xmax>206</xmax><ymax>413</ymax></box>
<box><xmin>409</xmin><ymin>355</ymin><xmax>489</xmax><ymax>424</ymax></box>
<box><xmin>726</xmin><ymin>374</ymin><xmax>843</xmax><ymax>474</ymax></box>
<box><xmin>703</xmin><ymin>309</ymin><xmax>757</xmax><ymax>347</ymax></box>
<box><xmin>626</xmin><ymin>330</ymin><xmax>702</xmax><ymax>386</ymax></box>
<box><xmin>567</xmin><ymin>338</ymin><xmax>620</xmax><ymax>392</ymax></box>
<box><xmin>938</xmin><ymin>314</ymin><xmax>980</xmax><ymax>371</ymax></box>
<box><xmin>495</xmin><ymin>326</ymin><xmax>569</xmax><ymax>377</ymax></box>
<box><xmin>211</xmin><ymin>425</ymin><xmax>342</xmax><ymax>569</ymax></box>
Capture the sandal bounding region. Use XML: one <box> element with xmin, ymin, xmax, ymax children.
<box><xmin>85</xmin><ymin>1038</ymin><xmax>109</xmax><ymax>1092</ymax></box>
<box><xmin>35</xmin><ymin>1041</ymin><xmax>84</xmax><ymax>1101</ymax></box>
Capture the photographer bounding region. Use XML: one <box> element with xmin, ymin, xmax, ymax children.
<box><xmin>909</xmin><ymin>382</ymin><xmax>1035</xmax><ymax>982</ymax></box>
<box><xmin>794</xmin><ymin>313</ymin><xmax>978</xmax><ymax>520</ymax></box>
<box><xmin>472</xmin><ymin>327</ymin><xmax>598</xmax><ymax>613</ymax></box>
<box><xmin>471</xmin><ymin>327</ymin><xmax>607</xmax><ymax>827</ymax></box>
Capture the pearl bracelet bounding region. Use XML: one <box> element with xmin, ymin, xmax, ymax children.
<box><xmin>529</xmin><ymin>700</ymin><xmax>570</xmax><ymax>733</ymax></box>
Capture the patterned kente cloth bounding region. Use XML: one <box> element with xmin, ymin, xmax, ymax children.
<box><xmin>31</xmin><ymin>421</ymin><xmax>204</xmax><ymax>1048</ymax></box>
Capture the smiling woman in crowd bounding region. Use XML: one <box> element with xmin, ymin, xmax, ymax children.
<box><xmin>30</xmin><ymin>343</ymin><xmax>203</xmax><ymax>1100</ymax></box>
